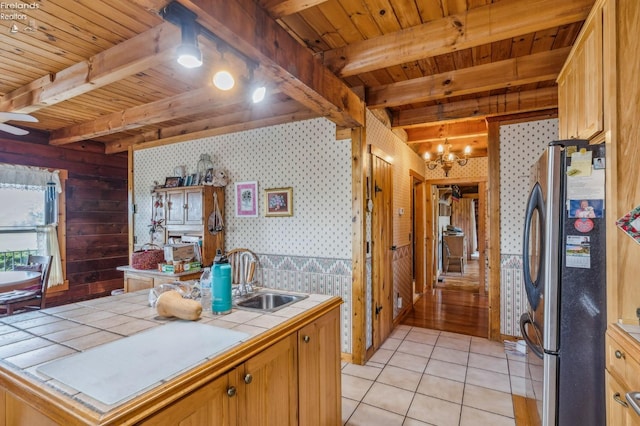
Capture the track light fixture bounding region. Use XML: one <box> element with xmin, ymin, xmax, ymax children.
<box><xmin>176</xmin><ymin>19</ymin><xmax>202</xmax><ymax>68</ymax></box>
<box><xmin>162</xmin><ymin>1</ymin><xmax>202</xmax><ymax>69</ymax></box>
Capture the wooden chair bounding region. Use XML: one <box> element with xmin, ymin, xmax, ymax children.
<box><xmin>225</xmin><ymin>248</ymin><xmax>259</xmax><ymax>296</ymax></box>
<box><xmin>443</xmin><ymin>240</ymin><xmax>464</xmax><ymax>275</ymax></box>
<box><xmin>0</xmin><ymin>255</ymin><xmax>53</xmax><ymax>315</ymax></box>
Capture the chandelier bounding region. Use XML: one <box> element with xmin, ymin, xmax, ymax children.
<box><xmin>424</xmin><ymin>140</ymin><xmax>471</xmax><ymax>177</ymax></box>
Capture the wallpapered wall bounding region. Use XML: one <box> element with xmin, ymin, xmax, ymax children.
<box><xmin>133</xmin><ymin>118</ymin><xmax>354</xmax><ymax>352</ymax></box>
<box><xmin>499</xmin><ymin>119</ymin><xmax>558</xmax><ymax>336</ymax></box>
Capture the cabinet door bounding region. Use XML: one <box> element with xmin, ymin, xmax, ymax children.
<box><xmin>165</xmin><ymin>190</ymin><xmax>186</xmax><ymax>225</ymax></box>
<box><xmin>139</xmin><ymin>372</ymin><xmax>235</xmax><ymax>426</ymax></box>
<box><xmin>576</xmin><ymin>8</ymin><xmax>603</xmax><ymax>140</ymax></box>
<box><xmin>238</xmin><ymin>334</ymin><xmax>298</xmax><ymax>426</ymax></box>
<box><xmin>184</xmin><ymin>189</ymin><xmax>204</xmax><ymax>225</ymax></box>
<box><xmin>298</xmin><ymin>307</ymin><xmax>341</xmax><ymax>426</ymax></box>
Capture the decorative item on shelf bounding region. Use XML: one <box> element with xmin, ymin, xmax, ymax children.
<box><xmin>150</xmin><ymin>193</ymin><xmax>165</xmax><ymax>244</ymax></box>
<box><xmin>196</xmin><ymin>153</ymin><xmax>214</xmax><ymax>185</ymax></box>
<box><xmin>424</xmin><ymin>139</ymin><xmax>471</xmax><ymax>177</ymax></box>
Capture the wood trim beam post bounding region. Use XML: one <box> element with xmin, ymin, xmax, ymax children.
<box><xmin>366</xmin><ymin>48</ymin><xmax>570</xmax><ymax>109</ymax></box>
<box><xmin>487</xmin><ymin>119</ymin><xmax>501</xmax><ymax>341</ymax></box>
<box><xmin>322</xmin><ymin>0</ymin><xmax>593</xmax><ymax>77</ymax></box>
<box><xmin>351</xmin><ymin>125</ymin><xmax>367</xmax><ymax>365</ymax></box>
<box><xmin>178</xmin><ymin>0</ymin><xmax>364</xmax><ymax>128</ymax></box>
<box><xmin>393</xmin><ymin>87</ymin><xmax>559</xmax><ymax>128</ymax></box>
<box><xmin>0</xmin><ymin>22</ymin><xmax>180</xmax><ymax>113</ymax></box>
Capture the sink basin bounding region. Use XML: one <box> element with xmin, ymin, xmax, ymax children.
<box><xmin>234</xmin><ymin>292</ymin><xmax>307</xmax><ymax>313</ymax></box>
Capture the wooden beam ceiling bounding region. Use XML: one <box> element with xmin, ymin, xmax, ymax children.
<box><xmin>177</xmin><ymin>0</ymin><xmax>365</xmax><ymax>128</ymax></box>
<box><xmin>258</xmin><ymin>0</ymin><xmax>328</xmax><ymax>19</ymax></box>
<box><xmin>366</xmin><ymin>47</ymin><xmax>570</xmax><ymax>108</ymax></box>
<box><xmin>322</xmin><ymin>0</ymin><xmax>593</xmax><ymax>77</ymax></box>
<box><xmin>393</xmin><ymin>87</ymin><xmax>558</xmax><ymax>127</ymax></box>
<box><xmin>0</xmin><ymin>22</ymin><xmax>180</xmax><ymax>114</ymax></box>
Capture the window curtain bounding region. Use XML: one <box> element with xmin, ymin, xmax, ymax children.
<box><xmin>36</xmin><ymin>225</ymin><xmax>64</xmax><ymax>287</ymax></box>
<box><xmin>0</xmin><ymin>163</ymin><xmax>62</xmax><ymax>193</ymax></box>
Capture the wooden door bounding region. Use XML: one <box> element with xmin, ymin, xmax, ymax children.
<box><xmin>239</xmin><ymin>334</ymin><xmax>298</xmax><ymax>426</ymax></box>
<box><xmin>298</xmin><ymin>307</ymin><xmax>341</xmax><ymax>426</ymax></box>
<box><xmin>371</xmin><ymin>155</ymin><xmax>393</xmax><ymax>351</ymax></box>
<box><xmin>413</xmin><ymin>179</ymin><xmax>426</xmax><ymax>295</ymax></box>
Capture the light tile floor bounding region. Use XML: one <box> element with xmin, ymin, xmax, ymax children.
<box><xmin>342</xmin><ymin>325</ymin><xmax>527</xmax><ymax>426</ymax></box>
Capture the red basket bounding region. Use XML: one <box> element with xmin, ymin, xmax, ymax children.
<box><xmin>132</xmin><ymin>244</ymin><xmax>165</xmax><ymax>270</ymax></box>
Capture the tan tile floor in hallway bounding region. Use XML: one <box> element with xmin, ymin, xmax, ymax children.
<box><xmin>341</xmin><ymin>325</ymin><xmax>527</xmax><ymax>426</ymax></box>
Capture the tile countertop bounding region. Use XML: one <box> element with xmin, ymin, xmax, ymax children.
<box><xmin>620</xmin><ymin>323</ymin><xmax>640</xmax><ymax>343</ymax></box>
<box><xmin>0</xmin><ymin>289</ymin><xmax>336</xmax><ymax>417</ymax></box>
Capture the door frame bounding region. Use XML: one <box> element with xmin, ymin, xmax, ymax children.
<box><xmin>424</xmin><ymin>177</ymin><xmax>490</xmax><ymax>325</ymax></box>
<box><xmin>410</xmin><ymin>170</ymin><xmax>426</xmax><ymax>297</ymax></box>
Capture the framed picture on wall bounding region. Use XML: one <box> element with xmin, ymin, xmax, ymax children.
<box><xmin>164</xmin><ymin>176</ymin><xmax>181</xmax><ymax>188</ymax></box>
<box><xmin>235</xmin><ymin>181</ymin><xmax>258</xmax><ymax>217</ymax></box>
<box><xmin>265</xmin><ymin>187</ymin><xmax>293</xmax><ymax>217</ymax></box>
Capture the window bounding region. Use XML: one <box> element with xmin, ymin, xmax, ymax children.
<box><xmin>0</xmin><ymin>186</ymin><xmax>55</xmax><ymax>269</ymax></box>
<box><xmin>0</xmin><ymin>163</ymin><xmax>66</xmax><ymax>289</ymax></box>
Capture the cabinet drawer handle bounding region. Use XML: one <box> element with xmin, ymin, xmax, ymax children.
<box><xmin>615</xmin><ymin>350</ymin><xmax>625</xmax><ymax>359</ymax></box>
<box><xmin>227</xmin><ymin>386</ymin><xmax>237</xmax><ymax>397</ymax></box>
<box><xmin>614</xmin><ymin>392</ymin><xmax>629</xmax><ymax>408</ymax></box>
<box><xmin>303</xmin><ymin>335</ymin><xmax>310</xmax><ymax>343</ymax></box>
<box><xmin>244</xmin><ymin>373</ymin><xmax>253</xmax><ymax>384</ymax></box>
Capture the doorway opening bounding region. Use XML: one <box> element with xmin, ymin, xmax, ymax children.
<box><xmin>403</xmin><ymin>178</ymin><xmax>489</xmax><ymax>338</ymax></box>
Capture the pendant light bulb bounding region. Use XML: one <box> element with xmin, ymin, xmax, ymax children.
<box><xmin>213</xmin><ymin>70</ymin><xmax>235</xmax><ymax>91</ymax></box>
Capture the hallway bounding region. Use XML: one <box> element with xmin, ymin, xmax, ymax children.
<box><xmin>403</xmin><ymin>259</ymin><xmax>489</xmax><ymax>338</ymax></box>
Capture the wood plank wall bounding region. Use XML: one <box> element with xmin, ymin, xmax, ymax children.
<box><xmin>0</xmin><ymin>131</ymin><xmax>128</xmax><ymax>306</ymax></box>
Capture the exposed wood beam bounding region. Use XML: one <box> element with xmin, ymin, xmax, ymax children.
<box><xmin>323</xmin><ymin>0</ymin><xmax>593</xmax><ymax>77</ymax></box>
<box><xmin>393</xmin><ymin>87</ymin><xmax>558</xmax><ymax>127</ymax></box>
<box><xmin>0</xmin><ymin>22</ymin><xmax>180</xmax><ymax>114</ymax></box>
<box><xmin>366</xmin><ymin>47</ymin><xmax>570</xmax><ymax>109</ymax></box>
<box><xmin>49</xmin><ymin>86</ymin><xmax>244</xmax><ymax>145</ymax></box>
<box><xmin>106</xmin><ymin>99</ymin><xmax>317</xmax><ymax>153</ymax></box>
<box><xmin>176</xmin><ymin>0</ymin><xmax>364</xmax><ymax>128</ymax></box>
<box><xmin>405</xmin><ymin>120</ymin><xmax>487</xmax><ymax>144</ymax></box>
<box><xmin>258</xmin><ymin>0</ymin><xmax>328</xmax><ymax>19</ymax></box>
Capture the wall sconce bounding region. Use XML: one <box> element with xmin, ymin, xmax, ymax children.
<box><xmin>424</xmin><ymin>140</ymin><xmax>471</xmax><ymax>177</ymax></box>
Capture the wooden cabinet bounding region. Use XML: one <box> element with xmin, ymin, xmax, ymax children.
<box><xmin>298</xmin><ymin>306</ymin><xmax>341</xmax><ymax>425</ymax></box>
<box><xmin>154</xmin><ymin>185</ymin><xmax>224</xmax><ymax>266</ymax></box>
<box><xmin>141</xmin><ymin>335</ymin><xmax>297</xmax><ymax>426</ymax></box>
<box><xmin>557</xmin><ymin>0</ymin><xmax>603</xmax><ymax>140</ymax></box>
<box><xmin>139</xmin><ymin>308</ymin><xmax>341</xmax><ymax>426</ymax></box>
<box><xmin>605</xmin><ymin>325</ymin><xmax>640</xmax><ymax>425</ymax></box>
<box><xmin>120</xmin><ymin>267</ymin><xmax>202</xmax><ymax>292</ymax></box>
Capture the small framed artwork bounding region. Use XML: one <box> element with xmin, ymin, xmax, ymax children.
<box><xmin>204</xmin><ymin>168</ymin><xmax>214</xmax><ymax>185</ymax></box>
<box><xmin>235</xmin><ymin>181</ymin><xmax>258</xmax><ymax>217</ymax></box>
<box><xmin>164</xmin><ymin>176</ymin><xmax>181</xmax><ymax>188</ymax></box>
<box><xmin>265</xmin><ymin>187</ymin><xmax>293</xmax><ymax>217</ymax></box>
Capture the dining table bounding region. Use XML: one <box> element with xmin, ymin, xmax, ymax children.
<box><xmin>0</xmin><ymin>270</ymin><xmax>41</xmax><ymax>293</ymax></box>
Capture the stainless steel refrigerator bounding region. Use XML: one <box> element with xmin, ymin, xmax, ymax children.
<box><xmin>520</xmin><ymin>140</ymin><xmax>607</xmax><ymax>426</ymax></box>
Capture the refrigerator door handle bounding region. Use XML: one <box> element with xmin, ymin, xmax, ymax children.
<box><xmin>520</xmin><ymin>313</ymin><xmax>544</xmax><ymax>359</ymax></box>
<box><xmin>626</xmin><ymin>392</ymin><xmax>640</xmax><ymax>416</ymax></box>
<box><xmin>522</xmin><ymin>182</ymin><xmax>545</xmax><ymax>311</ymax></box>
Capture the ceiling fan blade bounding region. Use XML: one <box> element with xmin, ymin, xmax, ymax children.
<box><xmin>0</xmin><ymin>112</ymin><xmax>39</xmax><ymax>123</ymax></box>
<box><xmin>0</xmin><ymin>123</ymin><xmax>29</xmax><ymax>136</ymax></box>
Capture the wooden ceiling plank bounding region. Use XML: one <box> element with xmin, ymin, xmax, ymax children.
<box><xmin>417</xmin><ymin>0</ymin><xmax>447</xmax><ymax>22</ymax></box>
<box><xmin>1</xmin><ymin>22</ymin><xmax>180</xmax><ymax>114</ymax></box>
<box><xmin>393</xmin><ymin>86</ymin><xmax>558</xmax><ymax>127</ymax></box>
<box><xmin>336</xmin><ymin>0</ymin><xmax>383</xmax><ymax>40</ymax></box>
<box><xmin>366</xmin><ymin>47</ymin><xmax>569</xmax><ymax>108</ymax></box>
<box><xmin>316</xmin><ymin>2</ymin><xmax>364</xmax><ymax>45</ymax></box>
<box><xmin>173</xmin><ymin>0</ymin><xmax>364</xmax><ymax>128</ymax></box>
<box><xmin>361</xmin><ymin>0</ymin><xmax>403</xmax><ymax>34</ymax></box>
<box><xmin>323</xmin><ymin>0</ymin><xmax>593</xmax><ymax>77</ymax></box>
<box><xmin>259</xmin><ymin>0</ymin><xmax>329</xmax><ymax>19</ymax></box>
<box><xmin>295</xmin><ymin>6</ymin><xmax>348</xmax><ymax>48</ymax></box>
<box><xmin>49</xmin><ymin>86</ymin><xmax>244</xmax><ymax>145</ymax></box>
<box><xmin>388</xmin><ymin>0</ymin><xmax>423</xmax><ymax>28</ymax></box>
<box><xmin>404</xmin><ymin>119</ymin><xmax>487</xmax><ymax>141</ymax></box>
